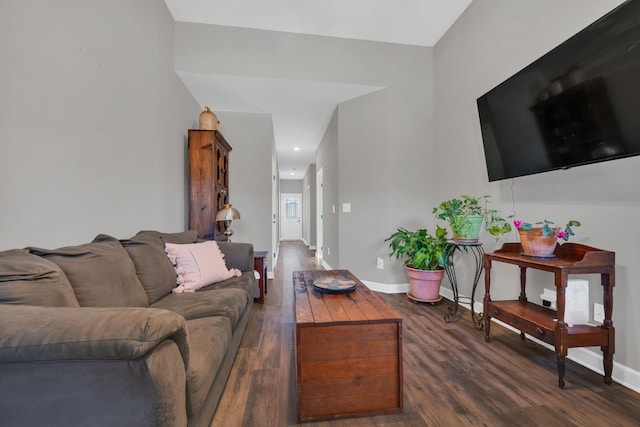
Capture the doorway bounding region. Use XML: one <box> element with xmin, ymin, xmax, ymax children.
<box><xmin>280</xmin><ymin>193</ymin><xmax>302</xmax><ymax>240</ymax></box>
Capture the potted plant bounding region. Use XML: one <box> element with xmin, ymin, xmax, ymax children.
<box><xmin>513</xmin><ymin>219</ymin><xmax>581</xmax><ymax>257</ymax></box>
<box><xmin>433</xmin><ymin>195</ymin><xmax>512</xmax><ymax>242</ymax></box>
<box><xmin>385</xmin><ymin>225</ymin><xmax>450</xmax><ymax>301</ymax></box>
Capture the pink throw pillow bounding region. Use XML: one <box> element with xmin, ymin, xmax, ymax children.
<box><xmin>164</xmin><ymin>241</ymin><xmax>241</xmax><ymax>293</ymax></box>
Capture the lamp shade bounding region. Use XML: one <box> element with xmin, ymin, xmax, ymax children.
<box><xmin>215</xmin><ymin>204</ymin><xmax>240</xmax><ymax>222</ymax></box>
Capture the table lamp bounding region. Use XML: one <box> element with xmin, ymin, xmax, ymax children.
<box><xmin>215</xmin><ymin>204</ymin><xmax>240</xmax><ymax>242</ymax></box>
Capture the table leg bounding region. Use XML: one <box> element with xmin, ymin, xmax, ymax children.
<box><xmin>602</xmin><ymin>271</ymin><xmax>615</xmax><ymax>384</ymax></box>
<box><xmin>264</xmin><ymin>263</ymin><xmax>268</xmax><ymax>295</ymax></box>
<box><xmin>557</xmin><ymin>356</ymin><xmax>566</xmax><ymax>389</ymax></box>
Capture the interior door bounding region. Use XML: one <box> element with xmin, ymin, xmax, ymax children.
<box><xmin>280</xmin><ymin>193</ymin><xmax>302</xmax><ymax>240</ymax></box>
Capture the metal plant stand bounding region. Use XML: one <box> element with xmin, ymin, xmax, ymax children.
<box><xmin>443</xmin><ymin>241</ymin><xmax>484</xmax><ymax>329</ymax></box>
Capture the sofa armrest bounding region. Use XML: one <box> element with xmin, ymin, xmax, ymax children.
<box><xmin>217</xmin><ymin>242</ymin><xmax>254</xmax><ymax>272</ymax></box>
<box><xmin>0</xmin><ymin>305</ymin><xmax>189</xmax><ymax>368</ymax></box>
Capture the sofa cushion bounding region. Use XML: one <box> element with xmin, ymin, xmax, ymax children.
<box><xmin>198</xmin><ymin>271</ymin><xmax>257</xmax><ymax>300</ymax></box>
<box><xmin>28</xmin><ymin>235</ymin><xmax>148</xmax><ymax>307</ymax></box>
<box><xmin>121</xmin><ymin>234</ymin><xmax>177</xmax><ymax>305</ymax></box>
<box><xmin>0</xmin><ymin>249</ymin><xmax>79</xmax><ymax>307</ymax></box>
<box><xmin>184</xmin><ymin>316</ymin><xmax>232</xmax><ymax>417</ymax></box>
<box><xmin>151</xmin><ymin>287</ymin><xmax>248</xmax><ymax>328</ymax></box>
<box><xmin>0</xmin><ymin>305</ymin><xmax>189</xmax><ymax>368</ymax></box>
<box><xmin>165</xmin><ymin>241</ymin><xmax>241</xmax><ymax>293</ymax></box>
<box><xmin>135</xmin><ymin>230</ymin><xmax>199</xmax><ymax>246</ymax></box>
<box><xmin>217</xmin><ymin>242</ymin><xmax>254</xmax><ymax>272</ymax></box>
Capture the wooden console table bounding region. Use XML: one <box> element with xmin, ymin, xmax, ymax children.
<box><xmin>294</xmin><ymin>270</ymin><xmax>403</xmax><ymax>421</ymax></box>
<box><xmin>483</xmin><ymin>243</ymin><xmax>615</xmax><ymax>388</ymax></box>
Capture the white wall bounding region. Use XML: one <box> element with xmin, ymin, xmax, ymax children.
<box><xmin>434</xmin><ymin>0</ymin><xmax>639</xmax><ymax>377</ymax></box>
<box><xmin>338</xmin><ymin>90</ymin><xmax>390</xmax><ymax>279</ymax></box>
<box><xmin>215</xmin><ymin>112</ymin><xmax>274</xmax><ymax>257</ymax></box>
<box><xmin>302</xmin><ymin>164</ymin><xmax>316</xmax><ymax>248</ymax></box>
<box><xmin>0</xmin><ymin>0</ymin><xmax>201</xmax><ymax>249</ymax></box>
<box><xmin>315</xmin><ymin>110</ymin><xmax>340</xmax><ymax>268</ymax></box>
<box><xmin>279</xmin><ymin>180</ymin><xmax>303</xmax><ymax>194</ymax></box>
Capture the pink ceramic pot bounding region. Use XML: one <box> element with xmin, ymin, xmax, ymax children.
<box><xmin>406</xmin><ymin>266</ymin><xmax>444</xmax><ymax>300</ymax></box>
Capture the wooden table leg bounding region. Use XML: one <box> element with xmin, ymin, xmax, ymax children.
<box><xmin>557</xmin><ymin>356</ymin><xmax>566</xmax><ymax>389</ymax></box>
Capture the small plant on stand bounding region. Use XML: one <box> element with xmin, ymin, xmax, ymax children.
<box><xmin>433</xmin><ymin>195</ymin><xmax>512</xmax><ymax>242</ymax></box>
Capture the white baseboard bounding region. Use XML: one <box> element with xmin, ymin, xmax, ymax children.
<box><xmin>361</xmin><ymin>280</ymin><xmax>640</xmax><ymax>393</ymax></box>
<box><xmin>309</xmin><ymin>245</ymin><xmax>316</xmax><ymax>251</ymax></box>
<box><xmin>321</xmin><ymin>260</ymin><xmax>332</xmax><ymax>270</ymax></box>
<box><xmin>361</xmin><ymin>280</ymin><xmax>409</xmax><ymax>294</ymax></box>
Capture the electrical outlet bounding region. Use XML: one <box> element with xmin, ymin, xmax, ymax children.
<box><xmin>594</xmin><ymin>303</ymin><xmax>604</xmax><ymax>323</ymax></box>
<box><xmin>376</xmin><ymin>257</ymin><xmax>384</xmax><ymax>270</ymax></box>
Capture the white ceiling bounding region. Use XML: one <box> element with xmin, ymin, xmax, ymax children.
<box><xmin>164</xmin><ymin>0</ymin><xmax>472</xmax><ymax>179</ymax></box>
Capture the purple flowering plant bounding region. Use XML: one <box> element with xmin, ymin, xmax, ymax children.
<box><xmin>513</xmin><ymin>219</ymin><xmax>581</xmax><ymax>241</ymax></box>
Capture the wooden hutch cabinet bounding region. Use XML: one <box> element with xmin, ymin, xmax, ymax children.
<box><xmin>188</xmin><ymin>129</ymin><xmax>232</xmax><ymax>240</ymax></box>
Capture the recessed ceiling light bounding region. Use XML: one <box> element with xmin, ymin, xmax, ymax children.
<box><xmin>293</xmin><ymin>147</ymin><xmax>301</xmax><ymax>151</ymax></box>
<box><xmin>290</xmin><ymin>171</ymin><xmax>295</xmax><ymax>176</ymax></box>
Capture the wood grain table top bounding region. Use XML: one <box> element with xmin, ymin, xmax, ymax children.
<box><xmin>294</xmin><ymin>270</ymin><xmax>402</xmax><ymax>327</ymax></box>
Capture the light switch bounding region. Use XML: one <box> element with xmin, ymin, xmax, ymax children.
<box><xmin>343</xmin><ymin>203</ymin><xmax>351</xmax><ymax>213</ymax></box>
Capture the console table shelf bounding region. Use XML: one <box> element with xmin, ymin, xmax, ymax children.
<box><xmin>483</xmin><ymin>242</ymin><xmax>615</xmax><ymax>389</ymax></box>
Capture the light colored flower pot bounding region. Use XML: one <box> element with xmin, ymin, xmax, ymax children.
<box><xmin>452</xmin><ymin>214</ymin><xmax>484</xmax><ymax>243</ymax></box>
<box><xmin>406</xmin><ymin>266</ymin><xmax>444</xmax><ymax>300</ymax></box>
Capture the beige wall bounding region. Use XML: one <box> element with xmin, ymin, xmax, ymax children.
<box><xmin>434</xmin><ymin>0</ymin><xmax>638</xmax><ymax>376</ymax></box>
<box><xmin>0</xmin><ymin>0</ymin><xmax>201</xmax><ymax>249</ymax></box>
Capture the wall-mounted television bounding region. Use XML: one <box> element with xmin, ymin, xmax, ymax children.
<box><xmin>477</xmin><ymin>0</ymin><xmax>640</xmax><ymax>182</ymax></box>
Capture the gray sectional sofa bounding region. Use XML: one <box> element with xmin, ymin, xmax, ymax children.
<box><xmin>0</xmin><ymin>230</ymin><xmax>258</xmax><ymax>427</ymax></box>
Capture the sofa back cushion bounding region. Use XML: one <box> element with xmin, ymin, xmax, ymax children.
<box><xmin>135</xmin><ymin>230</ymin><xmax>199</xmax><ymax>245</ymax></box>
<box><xmin>121</xmin><ymin>234</ymin><xmax>178</xmax><ymax>305</ymax></box>
<box><xmin>28</xmin><ymin>235</ymin><xmax>148</xmax><ymax>307</ymax></box>
<box><xmin>118</xmin><ymin>230</ymin><xmax>199</xmax><ymax>302</ymax></box>
<box><xmin>0</xmin><ymin>249</ymin><xmax>79</xmax><ymax>307</ymax></box>
<box><xmin>216</xmin><ymin>242</ymin><xmax>254</xmax><ymax>272</ymax></box>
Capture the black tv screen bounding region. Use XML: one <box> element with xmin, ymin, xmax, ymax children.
<box><xmin>477</xmin><ymin>0</ymin><xmax>640</xmax><ymax>182</ymax></box>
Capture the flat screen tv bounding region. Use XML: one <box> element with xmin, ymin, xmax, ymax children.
<box><xmin>477</xmin><ymin>0</ymin><xmax>640</xmax><ymax>182</ymax></box>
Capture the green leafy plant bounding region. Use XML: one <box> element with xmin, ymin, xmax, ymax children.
<box><xmin>514</xmin><ymin>219</ymin><xmax>581</xmax><ymax>241</ymax></box>
<box><xmin>385</xmin><ymin>226</ymin><xmax>450</xmax><ymax>270</ymax></box>
<box><xmin>433</xmin><ymin>195</ymin><xmax>512</xmax><ymax>237</ymax></box>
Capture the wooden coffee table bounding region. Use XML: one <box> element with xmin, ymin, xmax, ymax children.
<box><xmin>293</xmin><ymin>270</ymin><xmax>403</xmax><ymax>422</ymax></box>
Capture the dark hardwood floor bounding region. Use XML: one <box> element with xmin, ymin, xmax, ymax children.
<box><xmin>211</xmin><ymin>241</ymin><xmax>640</xmax><ymax>426</ymax></box>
